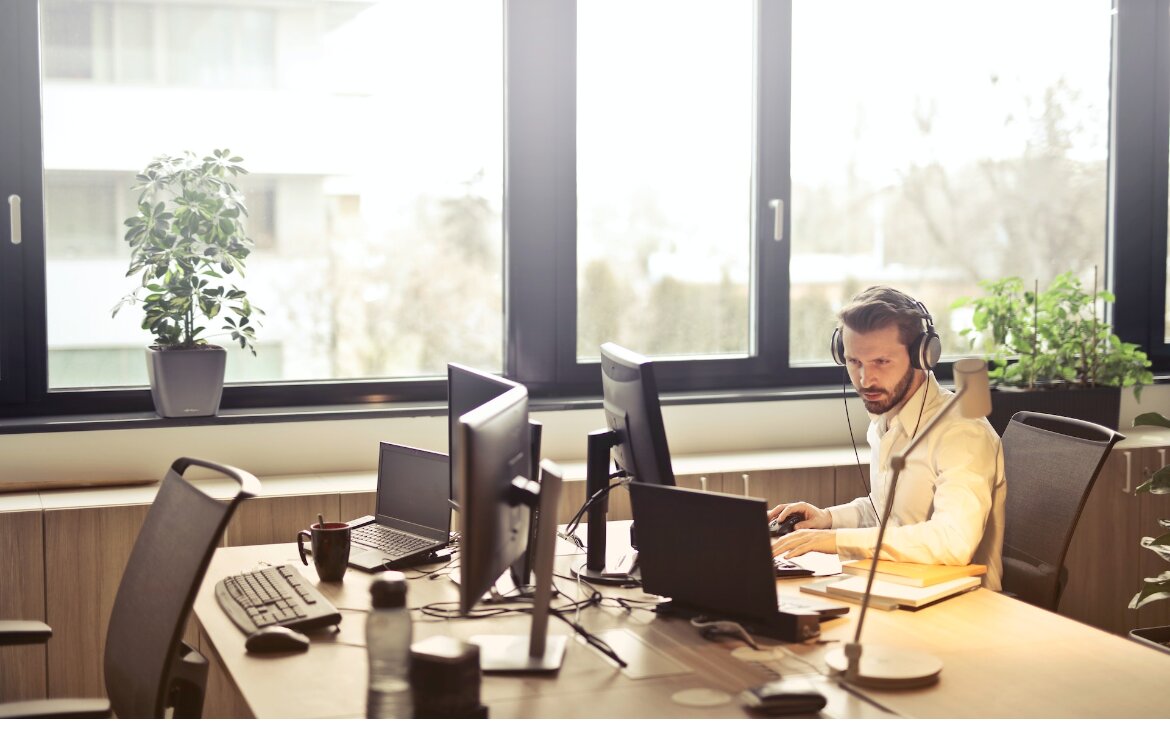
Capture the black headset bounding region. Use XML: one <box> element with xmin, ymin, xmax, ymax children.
<box><xmin>830</xmin><ymin>297</ymin><xmax>941</xmax><ymax>371</ymax></box>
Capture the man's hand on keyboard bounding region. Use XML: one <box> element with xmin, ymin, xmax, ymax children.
<box><xmin>772</xmin><ymin>528</ymin><xmax>837</xmax><ymax>559</ymax></box>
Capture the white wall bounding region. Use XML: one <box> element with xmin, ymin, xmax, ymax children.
<box><xmin>4</xmin><ymin>383</ymin><xmax>1168</xmax><ymax>487</ymax></box>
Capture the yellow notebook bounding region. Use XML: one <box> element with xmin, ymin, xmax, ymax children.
<box><xmin>841</xmin><ymin>560</ymin><xmax>986</xmax><ymax>588</ymax></box>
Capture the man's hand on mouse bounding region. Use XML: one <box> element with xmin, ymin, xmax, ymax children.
<box><xmin>768</xmin><ymin>501</ymin><xmax>835</xmax><ymax>558</ymax></box>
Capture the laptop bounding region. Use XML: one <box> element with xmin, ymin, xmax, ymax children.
<box><xmin>629</xmin><ymin>482</ymin><xmax>848</xmax><ymax>640</ymax></box>
<box><xmin>345</xmin><ymin>442</ymin><xmax>452</xmax><ymax>572</ymax></box>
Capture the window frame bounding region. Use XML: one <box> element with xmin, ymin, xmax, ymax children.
<box><xmin>2</xmin><ymin>0</ymin><xmax>1167</xmax><ymax>420</ymax></box>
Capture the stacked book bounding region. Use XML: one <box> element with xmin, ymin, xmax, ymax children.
<box><xmin>800</xmin><ymin>560</ymin><xmax>986</xmax><ymax>610</ymax></box>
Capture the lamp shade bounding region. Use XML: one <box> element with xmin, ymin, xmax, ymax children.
<box><xmin>953</xmin><ymin>358</ymin><xmax>991</xmax><ymax>419</ymax></box>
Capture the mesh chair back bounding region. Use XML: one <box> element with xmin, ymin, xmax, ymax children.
<box><xmin>1001</xmin><ymin>411</ymin><xmax>1122</xmax><ymax>611</ymax></box>
<box><xmin>103</xmin><ymin>458</ymin><xmax>259</xmax><ymax>718</ymax></box>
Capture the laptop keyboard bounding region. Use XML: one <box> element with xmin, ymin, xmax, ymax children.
<box><xmin>353</xmin><ymin>523</ymin><xmax>436</xmax><ymax>556</ymax></box>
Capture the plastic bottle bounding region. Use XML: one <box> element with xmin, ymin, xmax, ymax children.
<box><xmin>366</xmin><ymin>571</ymin><xmax>413</xmax><ymax>719</ymax></box>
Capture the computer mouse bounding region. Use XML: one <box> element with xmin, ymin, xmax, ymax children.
<box><xmin>245</xmin><ymin>626</ymin><xmax>311</xmax><ymax>654</ymax></box>
<box><xmin>769</xmin><ymin>513</ymin><xmax>803</xmax><ymax>538</ymax></box>
<box><xmin>741</xmin><ymin>683</ymin><xmax>827</xmax><ymax>717</ymax></box>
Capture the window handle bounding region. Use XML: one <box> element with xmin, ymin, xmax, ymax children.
<box><xmin>768</xmin><ymin>199</ymin><xmax>784</xmax><ymax>242</ymax></box>
<box><xmin>7</xmin><ymin>195</ymin><xmax>19</xmax><ymax>244</ymax></box>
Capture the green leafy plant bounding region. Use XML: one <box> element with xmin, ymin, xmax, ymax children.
<box><xmin>113</xmin><ymin>149</ymin><xmax>263</xmax><ymax>353</ymax></box>
<box><xmin>952</xmin><ymin>271</ymin><xmax>1151</xmax><ymax>395</ymax></box>
<box><xmin>1129</xmin><ymin>411</ymin><xmax>1170</xmax><ymax>610</ymax></box>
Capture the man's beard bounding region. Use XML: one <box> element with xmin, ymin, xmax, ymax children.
<box><xmin>860</xmin><ymin>366</ymin><xmax>916</xmax><ymax>415</ymax></box>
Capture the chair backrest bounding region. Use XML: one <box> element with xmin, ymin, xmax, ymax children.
<box><xmin>1001</xmin><ymin>411</ymin><xmax>1123</xmax><ymax>611</ymax></box>
<box><xmin>103</xmin><ymin>458</ymin><xmax>259</xmax><ymax>718</ymax></box>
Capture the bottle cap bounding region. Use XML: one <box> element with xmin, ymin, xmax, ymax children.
<box><xmin>369</xmin><ymin>571</ymin><xmax>408</xmax><ymax>608</ymax></box>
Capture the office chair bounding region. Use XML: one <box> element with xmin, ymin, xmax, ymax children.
<box><xmin>0</xmin><ymin>457</ymin><xmax>260</xmax><ymax>719</ymax></box>
<box><xmin>1000</xmin><ymin>411</ymin><xmax>1123</xmax><ymax>611</ymax></box>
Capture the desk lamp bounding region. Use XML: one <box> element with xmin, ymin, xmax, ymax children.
<box><xmin>824</xmin><ymin>358</ymin><xmax>991</xmax><ymax>689</ymax></box>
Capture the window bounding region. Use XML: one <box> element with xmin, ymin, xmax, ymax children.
<box><xmin>790</xmin><ymin>0</ymin><xmax>1111</xmax><ymax>363</ymax></box>
<box><xmin>1</xmin><ymin>0</ymin><xmax>1167</xmax><ymax>417</ymax></box>
<box><xmin>35</xmin><ymin>0</ymin><xmax>504</xmax><ymax>396</ymax></box>
<box><xmin>576</xmin><ymin>0</ymin><xmax>754</xmax><ymax>360</ymax></box>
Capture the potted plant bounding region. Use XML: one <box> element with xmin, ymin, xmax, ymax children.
<box><xmin>1127</xmin><ymin>411</ymin><xmax>1170</xmax><ymax>654</ymax></box>
<box><xmin>113</xmin><ymin>149</ymin><xmax>263</xmax><ymax>417</ymax></box>
<box><xmin>951</xmin><ymin>270</ymin><xmax>1152</xmax><ymax>434</ymax></box>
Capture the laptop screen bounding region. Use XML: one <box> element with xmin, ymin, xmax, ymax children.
<box><xmin>375</xmin><ymin>442</ymin><xmax>451</xmax><ymax>540</ymax></box>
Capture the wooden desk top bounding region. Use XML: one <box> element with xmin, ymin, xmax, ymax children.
<box><xmin>193</xmin><ymin>529</ymin><xmax>1170</xmax><ymax>719</ymax></box>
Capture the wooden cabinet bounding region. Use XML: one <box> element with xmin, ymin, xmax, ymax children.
<box><xmin>0</xmin><ymin>504</ymin><xmax>47</xmax><ymax>702</ymax></box>
<box><xmin>1059</xmin><ymin>450</ymin><xmax>1142</xmax><ymax>633</ymax></box>
<box><xmin>43</xmin><ymin>504</ymin><xmax>150</xmax><ymax>699</ymax></box>
<box><xmin>11</xmin><ymin>443</ymin><xmax>1165</xmax><ymax>708</ymax></box>
<box><xmin>223</xmin><ymin>493</ymin><xmax>340</xmax><ymax>548</ymax></box>
<box><xmin>1136</xmin><ymin>449</ymin><xmax>1170</xmax><ymax>631</ymax></box>
<box><xmin>1060</xmin><ymin>445</ymin><xmax>1170</xmax><ymax>635</ymax></box>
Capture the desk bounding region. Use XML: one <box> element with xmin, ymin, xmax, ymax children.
<box><xmin>192</xmin><ymin>530</ymin><xmax>1170</xmax><ymax>719</ymax></box>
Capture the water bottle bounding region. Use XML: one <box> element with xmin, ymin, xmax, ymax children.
<box><xmin>366</xmin><ymin>571</ymin><xmax>412</xmax><ymax>719</ymax></box>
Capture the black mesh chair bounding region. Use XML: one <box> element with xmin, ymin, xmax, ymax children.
<box><xmin>0</xmin><ymin>457</ymin><xmax>260</xmax><ymax>719</ymax></box>
<box><xmin>1001</xmin><ymin>411</ymin><xmax>1123</xmax><ymax>611</ymax></box>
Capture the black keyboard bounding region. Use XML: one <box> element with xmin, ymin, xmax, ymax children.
<box><xmin>215</xmin><ymin>565</ymin><xmax>342</xmax><ymax>635</ymax></box>
<box><xmin>352</xmin><ymin>524</ymin><xmax>436</xmax><ymax>556</ymax></box>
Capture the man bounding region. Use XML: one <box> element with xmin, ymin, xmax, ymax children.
<box><xmin>771</xmin><ymin>286</ymin><xmax>1006</xmax><ymax>590</ymax></box>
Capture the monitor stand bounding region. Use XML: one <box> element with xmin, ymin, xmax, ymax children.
<box><xmin>571</xmin><ymin>429</ymin><xmax>638</xmax><ymax>585</ymax></box>
<box><xmin>470</xmin><ymin>462</ymin><xmax>568</xmax><ymax>673</ymax></box>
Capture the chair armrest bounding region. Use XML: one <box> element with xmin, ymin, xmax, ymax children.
<box><xmin>0</xmin><ymin>699</ymin><xmax>112</xmax><ymax>719</ymax></box>
<box><xmin>0</xmin><ymin>620</ymin><xmax>52</xmax><ymax>646</ymax></box>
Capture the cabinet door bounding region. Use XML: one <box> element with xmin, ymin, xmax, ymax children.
<box><xmin>222</xmin><ymin>494</ymin><xmax>340</xmax><ymax>547</ymax></box>
<box><xmin>339</xmin><ymin>492</ymin><xmax>376</xmax><ymax>524</ymax></box>
<box><xmin>0</xmin><ymin>509</ymin><xmax>47</xmax><ymax>701</ymax></box>
<box><xmin>44</xmin><ymin>504</ymin><xmax>150</xmax><ymax>698</ymax></box>
<box><xmin>1135</xmin><ymin>447</ymin><xmax>1170</xmax><ymax>630</ymax></box>
<box><xmin>675</xmin><ymin>473</ymin><xmax>723</xmax><ymax>494</ymax></box>
<box><xmin>1059</xmin><ymin>449</ymin><xmax>1144</xmax><ymax>634</ymax></box>
<box><xmin>741</xmin><ymin>468</ymin><xmax>834</xmax><ymax>511</ymax></box>
<box><xmin>834</xmin><ymin>464</ymin><xmax>871</xmax><ymax>506</ymax></box>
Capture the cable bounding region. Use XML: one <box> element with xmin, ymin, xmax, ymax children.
<box><xmin>843</xmin><ymin>353</ymin><xmax>931</xmax><ymax>527</ymax></box>
<box><xmin>843</xmin><ymin>366</ymin><xmax>876</xmax><ymax>519</ymax></box>
<box><xmin>562</xmin><ymin>474</ymin><xmax>628</xmax><ymax>541</ymax></box>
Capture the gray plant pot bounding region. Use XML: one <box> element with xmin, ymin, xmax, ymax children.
<box><xmin>987</xmin><ymin>386</ymin><xmax>1121</xmax><ymax>436</ymax></box>
<box><xmin>146</xmin><ymin>345</ymin><xmax>227</xmax><ymax>417</ymax></box>
<box><xmin>1129</xmin><ymin>626</ymin><xmax>1170</xmax><ymax>655</ymax></box>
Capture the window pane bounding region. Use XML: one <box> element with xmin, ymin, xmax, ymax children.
<box><xmin>40</xmin><ymin>0</ymin><xmax>504</xmax><ymax>389</ymax></box>
<box><xmin>576</xmin><ymin>0</ymin><xmax>753</xmax><ymax>360</ymax></box>
<box><xmin>790</xmin><ymin>0</ymin><xmax>1111</xmax><ymax>363</ymax></box>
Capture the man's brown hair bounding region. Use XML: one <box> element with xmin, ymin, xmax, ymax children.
<box><xmin>837</xmin><ymin>285</ymin><xmax>927</xmax><ymax>348</ymax></box>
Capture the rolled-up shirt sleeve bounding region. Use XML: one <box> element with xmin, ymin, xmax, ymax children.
<box><xmin>833</xmin><ymin>420</ymin><xmax>998</xmax><ymax>564</ymax></box>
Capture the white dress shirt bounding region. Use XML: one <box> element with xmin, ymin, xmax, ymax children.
<box><xmin>827</xmin><ymin>372</ymin><xmax>1006</xmax><ymax>590</ymax></box>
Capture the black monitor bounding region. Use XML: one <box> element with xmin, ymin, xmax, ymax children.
<box><xmin>456</xmin><ymin>384</ymin><xmax>567</xmax><ymax>672</ymax></box>
<box><xmin>447</xmin><ymin>363</ymin><xmax>517</xmax><ymax>504</ymax></box>
<box><xmin>601</xmin><ymin>342</ymin><xmax>676</xmax><ymax>486</ymax></box>
<box><xmin>572</xmin><ymin>342</ymin><xmax>676</xmax><ymax>585</ymax></box>
<box><xmin>447</xmin><ymin>363</ymin><xmax>542</xmax><ymax>589</ymax></box>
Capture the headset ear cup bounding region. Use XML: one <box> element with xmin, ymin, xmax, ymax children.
<box><xmin>830</xmin><ymin>327</ymin><xmax>846</xmax><ymax>366</ymax></box>
<box><xmin>922</xmin><ymin>331</ymin><xmax>942</xmax><ymax>369</ymax></box>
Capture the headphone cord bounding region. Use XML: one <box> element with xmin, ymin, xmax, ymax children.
<box><xmin>843</xmin><ymin>366</ymin><xmax>877</xmax><ymax>520</ymax></box>
<box><xmin>844</xmin><ymin>362</ymin><xmax>931</xmax><ymax>525</ymax></box>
